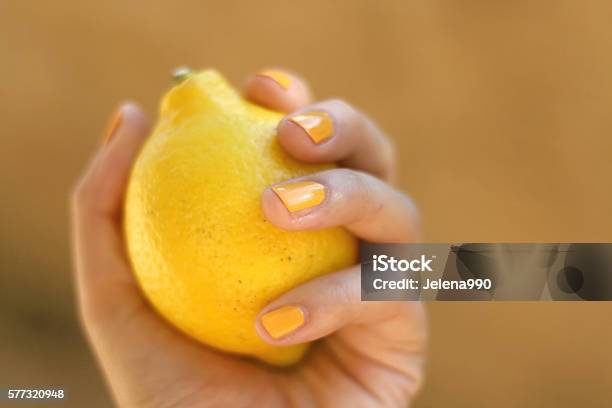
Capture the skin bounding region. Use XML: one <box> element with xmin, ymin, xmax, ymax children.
<box><xmin>71</xmin><ymin>69</ymin><xmax>427</xmax><ymax>408</ymax></box>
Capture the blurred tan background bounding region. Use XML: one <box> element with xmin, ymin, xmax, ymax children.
<box><xmin>2</xmin><ymin>0</ymin><xmax>612</xmax><ymax>406</ymax></box>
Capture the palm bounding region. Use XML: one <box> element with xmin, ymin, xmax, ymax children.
<box><xmin>105</xmin><ymin>288</ymin><xmax>425</xmax><ymax>408</ymax></box>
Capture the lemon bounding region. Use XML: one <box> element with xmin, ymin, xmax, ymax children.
<box><xmin>124</xmin><ymin>69</ymin><xmax>357</xmax><ymax>365</ymax></box>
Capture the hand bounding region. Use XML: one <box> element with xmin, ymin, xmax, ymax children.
<box><xmin>71</xmin><ymin>69</ymin><xmax>427</xmax><ymax>407</ymax></box>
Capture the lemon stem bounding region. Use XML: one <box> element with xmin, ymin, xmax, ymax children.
<box><xmin>172</xmin><ymin>66</ymin><xmax>193</xmax><ymax>84</ymax></box>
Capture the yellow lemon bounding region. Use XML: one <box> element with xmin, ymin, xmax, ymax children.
<box><xmin>124</xmin><ymin>69</ymin><xmax>357</xmax><ymax>365</ymax></box>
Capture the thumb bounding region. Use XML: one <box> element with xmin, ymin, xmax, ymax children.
<box><xmin>255</xmin><ymin>267</ymin><xmax>427</xmax><ymax>347</ymax></box>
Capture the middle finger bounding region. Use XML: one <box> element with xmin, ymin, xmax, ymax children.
<box><xmin>262</xmin><ymin>168</ymin><xmax>419</xmax><ymax>243</ymax></box>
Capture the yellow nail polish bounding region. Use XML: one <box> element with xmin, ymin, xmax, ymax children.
<box><xmin>261</xmin><ymin>305</ymin><xmax>305</xmax><ymax>339</ymax></box>
<box><xmin>102</xmin><ymin>106</ymin><xmax>123</xmax><ymax>145</ymax></box>
<box><xmin>289</xmin><ymin>111</ymin><xmax>333</xmax><ymax>144</ymax></box>
<box><xmin>257</xmin><ymin>70</ymin><xmax>292</xmax><ymax>90</ymax></box>
<box><xmin>272</xmin><ymin>181</ymin><xmax>325</xmax><ymax>212</ymax></box>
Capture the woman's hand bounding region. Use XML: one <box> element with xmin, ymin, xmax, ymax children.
<box><xmin>71</xmin><ymin>69</ymin><xmax>427</xmax><ymax>407</ymax></box>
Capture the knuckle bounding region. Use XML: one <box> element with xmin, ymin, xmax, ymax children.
<box><xmin>328</xmin><ymin>97</ymin><xmax>350</xmax><ymax>109</ymax></box>
<box><xmin>70</xmin><ymin>178</ymin><xmax>90</xmax><ymax>213</ymax></box>
<box><xmin>78</xmin><ymin>292</ymin><xmax>128</xmax><ymax>335</ymax></box>
<box><xmin>326</xmin><ymin>272</ymin><xmax>357</xmax><ymax>306</ymax></box>
<box><xmin>70</xmin><ymin>171</ymin><xmax>103</xmax><ymax>216</ymax></box>
<box><xmin>329</xmin><ymin>98</ymin><xmax>360</xmax><ymax>119</ymax></box>
<box><xmin>76</xmin><ymin>294</ymin><xmax>104</xmax><ymax>334</ymax></box>
<box><xmin>352</xmin><ymin>171</ymin><xmax>379</xmax><ymax>212</ymax></box>
<box><xmin>333</xmin><ymin>168</ymin><xmax>363</xmax><ymax>192</ymax></box>
<box><xmin>77</xmin><ymin>300</ymin><xmax>97</xmax><ymax>331</ymax></box>
<box><xmin>333</xmin><ymin>168</ymin><xmax>379</xmax><ymax>214</ymax></box>
<box><xmin>327</xmin><ymin>100</ymin><xmax>396</xmax><ymax>180</ymax></box>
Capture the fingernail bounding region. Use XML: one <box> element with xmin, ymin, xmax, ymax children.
<box><xmin>261</xmin><ymin>305</ymin><xmax>305</xmax><ymax>339</ymax></box>
<box><xmin>272</xmin><ymin>181</ymin><xmax>325</xmax><ymax>213</ymax></box>
<box><xmin>289</xmin><ymin>111</ymin><xmax>333</xmax><ymax>144</ymax></box>
<box><xmin>102</xmin><ymin>105</ymin><xmax>124</xmax><ymax>145</ymax></box>
<box><xmin>257</xmin><ymin>70</ymin><xmax>292</xmax><ymax>90</ymax></box>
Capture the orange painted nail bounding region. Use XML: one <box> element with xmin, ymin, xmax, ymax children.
<box><xmin>257</xmin><ymin>70</ymin><xmax>292</xmax><ymax>90</ymax></box>
<box><xmin>272</xmin><ymin>181</ymin><xmax>325</xmax><ymax>212</ymax></box>
<box><xmin>102</xmin><ymin>106</ymin><xmax>124</xmax><ymax>145</ymax></box>
<box><xmin>289</xmin><ymin>111</ymin><xmax>333</xmax><ymax>144</ymax></box>
<box><xmin>261</xmin><ymin>305</ymin><xmax>305</xmax><ymax>339</ymax></box>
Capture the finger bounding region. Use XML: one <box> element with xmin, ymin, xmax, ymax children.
<box><xmin>255</xmin><ymin>266</ymin><xmax>427</xmax><ymax>350</ymax></box>
<box><xmin>256</xmin><ymin>267</ymin><xmax>427</xmax><ymax>398</ymax></box>
<box><xmin>244</xmin><ymin>68</ymin><xmax>312</xmax><ymax>112</ymax></box>
<box><xmin>71</xmin><ymin>102</ymin><xmax>151</xmax><ymax>320</ymax></box>
<box><xmin>73</xmin><ymin>102</ymin><xmax>150</xmax><ymax>218</ymax></box>
<box><xmin>276</xmin><ymin>99</ymin><xmax>396</xmax><ymax>181</ymax></box>
<box><xmin>262</xmin><ymin>169</ymin><xmax>420</xmax><ymax>242</ymax></box>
